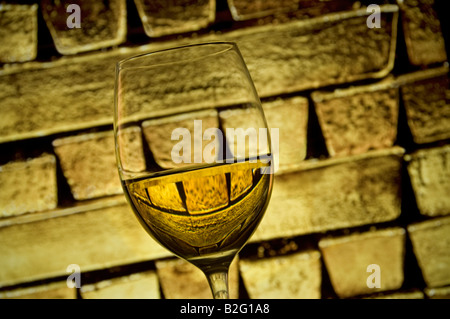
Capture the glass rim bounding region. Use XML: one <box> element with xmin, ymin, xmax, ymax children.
<box><xmin>117</xmin><ymin>41</ymin><xmax>238</xmax><ymax>70</ymax></box>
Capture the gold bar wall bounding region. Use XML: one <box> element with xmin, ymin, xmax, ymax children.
<box><xmin>0</xmin><ymin>0</ymin><xmax>449</xmax><ymax>299</ymax></box>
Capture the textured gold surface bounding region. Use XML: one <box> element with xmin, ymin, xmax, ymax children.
<box><xmin>117</xmin><ymin>126</ymin><xmax>147</xmax><ymax>173</ymax></box>
<box><xmin>0</xmin><ymin>0</ymin><xmax>447</xmax><ymax>299</ymax></box>
<box><xmin>397</xmin><ymin>0</ymin><xmax>447</xmax><ymax>66</ymax></box>
<box><xmin>312</xmin><ymin>79</ymin><xmax>399</xmax><ymax>157</ymax></box>
<box><xmin>146</xmin><ymin>182</ymin><xmax>187</xmax><ymax>213</ymax></box>
<box><xmin>0</xmin><ymin>50</ymin><xmax>129</xmax><ymax>144</ymax></box>
<box><xmin>0</xmin><ymin>203</ymin><xmax>169</xmax><ymax>288</ymax></box>
<box><xmin>218</xmin><ymin>108</ymin><xmax>270</xmax><ymax>161</ymax></box>
<box><xmin>142</xmin><ymin>110</ymin><xmax>219</xmax><ymax>169</ymax></box>
<box><xmin>425</xmin><ymin>286</ymin><xmax>450</xmax><ymax>299</ymax></box>
<box><xmin>408</xmin><ymin>216</ymin><xmax>450</xmax><ymax>288</ymax></box>
<box><xmin>41</xmin><ymin>0</ymin><xmax>127</xmax><ymax>55</ymax></box>
<box><xmin>80</xmin><ymin>271</ymin><xmax>160</xmax><ymax>299</ymax></box>
<box><xmin>227</xmin><ymin>0</ymin><xmax>358</xmax><ymax>21</ymax></box>
<box><xmin>252</xmin><ymin>147</ymin><xmax>404</xmax><ymax>241</ymax></box>
<box><xmin>228</xmin><ymin>0</ymin><xmax>306</xmax><ymax>20</ymax></box>
<box><xmin>155</xmin><ymin>257</ymin><xmax>239</xmax><ymax>299</ymax></box>
<box><xmin>0</xmin><ymin>154</ymin><xmax>57</xmax><ymax>217</ymax></box>
<box><xmin>221</xmin><ymin>5</ymin><xmax>398</xmax><ymax>97</ymax></box>
<box><xmin>0</xmin><ymin>4</ymin><xmax>38</xmax><ymax>63</ymax></box>
<box><xmin>53</xmin><ymin>129</ymin><xmax>144</xmax><ymax>200</ymax></box>
<box><xmin>397</xmin><ymin>66</ymin><xmax>450</xmax><ymax>144</ymax></box>
<box><xmin>183</xmin><ymin>173</ymin><xmax>228</xmax><ymax>214</ymax></box>
<box><xmin>135</xmin><ymin>0</ymin><xmax>215</xmax><ymax>37</ymax></box>
<box><xmin>0</xmin><ymin>195</ymin><xmax>126</xmax><ymax>228</ymax></box>
<box><xmin>0</xmin><ymin>281</ymin><xmax>76</xmax><ymax>299</ymax></box>
<box><xmin>369</xmin><ymin>290</ymin><xmax>424</xmax><ymax>299</ymax></box>
<box><xmin>262</xmin><ymin>96</ymin><xmax>308</xmax><ymax>168</ymax></box>
<box><xmin>0</xmin><ymin>6</ymin><xmax>397</xmax><ymax>144</ymax></box>
<box><xmin>239</xmin><ymin>250</ymin><xmax>321</xmax><ymax>299</ymax></box>
<box><xmin>228</xmin><ymin>0</ymin><xmax>301</xmax><ymax>20</ymax></box>
<box><xmin>319</xmin><ymin>227</ymin><xmax>406</xmax><ymax>298</ymax></box>
<box><xmin>230</xmin><ymin>168</ymin><xmax>252</xmax><ymax>201</ymax></box>
<box><xmin>405</xmin><ymin>145</ymin><xmax>450</xmax><ymax>217</ymax></box>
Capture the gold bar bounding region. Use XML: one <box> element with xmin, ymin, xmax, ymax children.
<box><xmin>146</xmin><ymin>183</ymin><xmax>187</xmax><ymax>213</ymax></box>
<box><xmin>262</xmin><ymin>96</ymin><xmax>308</xmax><ymax>168</ymax></box>
<box><xmin>252</xmin><ymin>147</ymin><xmax>405</xmax><ymax>241</ymax></box>
<box><xmin>0</xmin><ymin>5</ymin><xmax>398</xmax><ymax>144</ymax></box>
<box><xmin>220</xmin><ymin>5</ymin><xmax>399</xmax><ymax>97</ymax></box>
<box><xmin>0</xmin><ymin>281</ymin><xmax>76</xmax><ymax>299</ymax></box>
<box><xmin>183</xmin><ymin>173</ymin><xmax>228</xmax><ymax>214</ymax></box>
<box><xmin>0</xmin><ymin>4</ymin><xmax>38</xmax><ymax>63</ymax></box>
<box><xmin>397</xmin><ymin>66</ymin><xmax>450</xmax><ymax>144</ymax></box>
<box><xmin>239</xmin><ymin>250</ymin><xmax>321</xmax><ymax>299</ymax></box>
<box><xmin>0</xmin><ymin>203</ymin><xmax>170</xmax><ymax>288</ymax></box>
<box><xmin>230</xmin><ymin>168</ymin><xmax>252</xmax><ymax>201</ymax></box>
<box><xmin>0</xmin><ymin>154</ymin><xmax>57</xmax><ymax>218</ymax></box>
<box><xmin>53</xmin><ymin>129</ymin><xmax>145</xmax><ymax>200</ymax></box>
<box><xmin>135</xmin><ymin>0</ymin><xmax>215</xmax><ymax>37</ymax></box>
<box><xmin>319</xmin><ymin>227</ymin><xmax>406</xmax><ymax>298</ymax></box>
<box><xmin>312</xmin><ymin>79</ymin><xmax>399</xmax><ymax>157</ymax></box>
<box><xmin>227</xmin><ymin>0</ymin><xmax>356</xmax><ymax>21</ymax></box>
<box><xmin>407</xmin><ymin>216</ymin><xmax>450</xmax><ymax>288</ymax></box>
<box><xmin>80</xmin><ymin>271</ymin><xmax>160</xmax><ymax>299</ymax></box>
<box><xmin>41</xmin><ymin>0</ymin><xmax>127</xmax><ymax>55</ymax></box>
<box><xmin>142</xmin><ymin>110</ymin><xmax>220</xmax><ymax>169</ymax></box>
<box><xmin>405</xmin><ymin>145</ymin><xmax>450</xmax><ymax>217</ymax></box>
<box><xmin>396</xmin><ymin>0</ymin><xmax>447</xmax><ymax>66</ymax></box>
<box><xmin>368</xmin><ymin>290</ymin><xmax>424</xmax><ymax>299</ymax></box>
<box><xmin>425</xmin><ymin>286</ymin><xmax>450</xmax><ymax>299</ymax></box>
<box><xmin>228</xmin><ymin>0</ymin><xmax>304</xmax><ymax>20</ymax></box>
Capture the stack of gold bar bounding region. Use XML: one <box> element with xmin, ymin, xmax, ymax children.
<box><xmin>0</xmin><ymin>0</ymin><xmax>448</xmax><ymax>299</ymax></box>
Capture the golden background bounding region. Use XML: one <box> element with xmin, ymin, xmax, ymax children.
<box><xmin>0</xmin><ymin>0</ymin><xmax>449</xmax><ymax>299</ymax></box>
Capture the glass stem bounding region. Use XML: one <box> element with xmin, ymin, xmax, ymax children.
<box><xmin>205</xmin><ymin>270</ymin><xmax>230</xmax><ymax>299</ymax></box>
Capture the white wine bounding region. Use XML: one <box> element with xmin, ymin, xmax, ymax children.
<box><xmin>123</xmin><ymin>159</ymin><xmax>273</xmax><ymax>268</ymax></box>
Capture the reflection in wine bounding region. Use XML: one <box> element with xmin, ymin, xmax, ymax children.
<box><xmin>123</xmin><ymin>159</ymin><xmax>273</xmax><ymax>271</ymax></box>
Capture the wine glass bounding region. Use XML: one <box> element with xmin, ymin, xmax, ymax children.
<box><xmin>114</xmin><ymin>42</ymin><xmax>274</xmax><ymax>299</ymax></box>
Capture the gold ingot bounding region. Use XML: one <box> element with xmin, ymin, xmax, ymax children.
<box><xmin>0</xmin><ymin>154</ymin><xmax>57</xmax><ymax>217</ymax></box>
<box><xmin>312</xmin><ymin>78</ymin><xmax>399</xmax><ymax>157</ymax></box>
<box><xmin>262</xmin><ymin>96</ymin><xmax>308</xmax><ymax>169</ymax></box>
<box><xmin>41</xmin><ymin>0</ymin><xmax>126</xmax><ymax>55</ymax></box>
<box><xmin>0</xmin><ymin>4</ymin><xmax>38</xmax><ymax>63</ymax></box>
<box><xmin>252</xmin><ymin>147</ymin><xmax>405</xmax><ymax>242</ymax></box>
<box><xmin>146</xmin><ymin>183</ymin><xmax>186</xmax><ymax>213</ymax></box>
<box><xmin>0</xmin><ymin>281</ymin><xmax>76</xmax><ymax>299</ymax></box>
<box><xmin>240</xmin><ymin>250</ymin><xmax>322</xmax><ymax>299</ymax></box>
<box><xmin>397</xmin><ymin>66</ymin><xmax>450</xmax><ymax>144</ymax></box>
<box><xmin>405</xmin><ymin>145</ymin><xmax>450</xmax><ymax>217</ymax></box>
<box><xmin>142</xmin><ymin>110</ymin><xmax>220</xmax><ymax>170</ymax></box>
<box><xmin>397</xmin><ymin>0</ymin><xmax>447</xmax><ymax>66</ymax></box>
<box><xmin>135</xmin><ymin>0</ymin><xmax>215</xmax><ymax>37</ymax></box>
<box><xmin>0</xmin><ymin>203</ymin><xmax>170</xmax><ymax>288</ymax></box>
<box><xmin>53</xmin><ymin>129</ymin><xmax>144</xmax><ymax>200</ymax></box>
<box><xmin>408</xmin><ymin>216</ymin><xmax>450</xmax><ymax>288</ymax></box>
<box><xmin>230</xmin><ymin>168</ymin><xmax>253</xmax><ymax>201</ymax></box>
<box><xmin>80</xmin><ymin>271</ymin><xmax>160</xmax><ymax>299</ymax></box>
<box><xmin>319</xmin><ymin>228</ymin><xmax>406</xmax><ymax>298</ymax></box>
<box><xmin>183</xmin><ymin>173</ymin><xmax>228</xmax><ymax>214</ymax></box>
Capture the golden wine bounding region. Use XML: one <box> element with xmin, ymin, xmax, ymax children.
<box><xmin>123</xmin><ymin>160</ymin><xmax>273</xmax><ymax>268</ymax></box>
